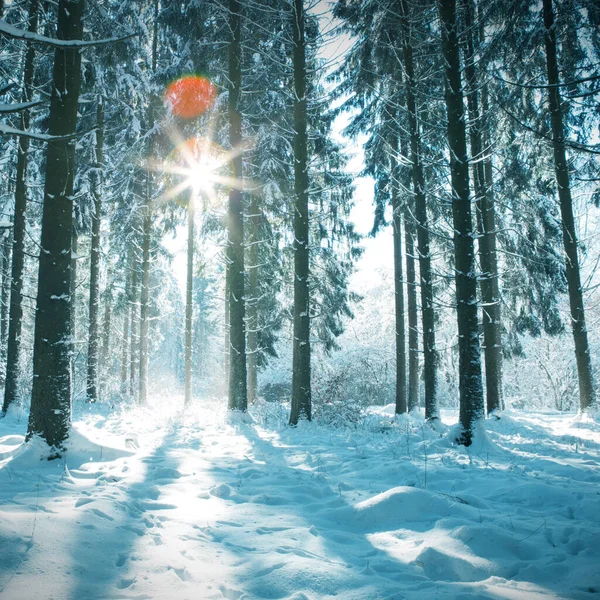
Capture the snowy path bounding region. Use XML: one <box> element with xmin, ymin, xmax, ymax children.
<box><xmin>1</xmin><ymin>401</ymin><xmax>600</xmax><ymax>599</ymax></box>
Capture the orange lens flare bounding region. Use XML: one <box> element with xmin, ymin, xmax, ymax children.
<box><xmin>164</xmin><ymin>76</ymin><xmax>216</xmax><ymax>119</ymax></box>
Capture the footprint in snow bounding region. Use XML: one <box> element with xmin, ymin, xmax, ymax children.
<box><xmin>115</xmin><ymin>552</ymin><xmax>128</xmax><ymax>567</ymax></box>
<box><xmin>168</xmin><ymin>566</ymin><xmax>192</xmax><ymax>582</ymax></box>
<box><xmin>116</xmin><ymin>577</ymin><xmax>136</xmax><ymax>590</ymax></box>
<box><xmin>219</xmin><ymin>585</ymin><xmax>243</xmax><ymax>600</ymax></box>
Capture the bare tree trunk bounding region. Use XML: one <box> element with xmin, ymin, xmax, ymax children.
<box><xmin>224</xmin><ymin>274</ymin><xmax>230</xmax><ymax>390</ymax></box>
<box><xmin>129</xmin><ymin>253</ymin><xmax>139</xmax><ymax>397</ymax></box>
<box><xmin>138</xmin><ymin>0</ymin><xmax>159</xmax><ymax>405</ymax></box>
<box><xmin>438</xmin><ymin>0</ymin><xmax>484</xmax><ymax>445</ymax></box>
<box><xmin>463</xmin><ymin>0</ymin><xmax>503</xmax><ymax>415</ymax></box>
<box><xmin>289</xmin><ymin>0</ymin><xmax>311</xmax><ymax>425</ymax></box>
<box><xmin>227</xmin><ymin>0</ymin><xmax>248</xmax><ymax>412</ymax></box>
<box><xmin>390</xmin><ymin>139</ymin><xmax>407</xmax><ymax>414</ymax></box>
<box><xmin>404</xmin><ymin>211</ymin><xmax>420</xmax><ymax>412</ymax></box>
<box><xmin>246</xmin><ymin>194</ymin><xmax>259</xmax><ymax>405</ymax></box>
<box><xmin>120</xmin><ymin>248</ymin><xmax>132</xmax><ymax>393</ymax></box>
<box><xmin>86</xmin><ymin>97</ymin><xmax>104</xmax><ymax>403</ymax></box>
<box><xmin>28</xmin><ymin>0</ymin><xmax>84</xmax><ymax>451</ymax></box>
<box><xmin>398</xmin><ymin>0</ymin><xmax>438</xmax><ymax>420</ymax></box>
<box><xmin>184</xmin><ymin>196</ymin><xmax>195</xmax><ymax>407</ymax></box>
<box><xmin>138</xmin><ymin>195</ymin><xmax>151</xmax><ymax>404</ymax></box>
<box><xmin>0</xmin><ymin>231</ymin><xmax>11</xmax><ymax>393</ymax></box>
<box><xmin>3</xmin><ymin>0</ymin><xmax>38</xmax><ymax>414</ymax></box>
<box><xmin>100</xmin><ymin>276</ymin><xmax>112</xmax><ymax>386</ymax></box>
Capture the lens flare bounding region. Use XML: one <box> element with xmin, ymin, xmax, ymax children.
<box><xmin>164</xmin><ymin>75</ymin><xmax>216</xmax><ymax>119</ymax></box>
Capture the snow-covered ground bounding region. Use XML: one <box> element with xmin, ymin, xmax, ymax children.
<box><xmin>1</xmin><ymin>399</ymin><xmax>599</xmax><ymax>600</ymax></box>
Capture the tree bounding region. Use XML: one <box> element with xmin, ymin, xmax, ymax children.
<box><xmin>542</xmin><ymin>0</ymin><xmax>595</xmax><ymax>411</ymax></box>
<box><xmin>438</xmin><ymin>0</ymin><xmax>484</xmax><ymax>445</ymax></box>
<box><xmin>27</xmin><ymin>0</ymin><xmax>84</xmax><ymax>451</ymax></box>
<box><xmin>138</xmin><ymin>0</ymin><xmax>159</xmax><ymax>405</ymax></box>
<box><xmin>86</xmin><ymin>96</ymin><xmax>104</xmax><ymax>403</ymax></box>
<box><xmin>398</xmin><ymin>0</ymin><xmax>439</xmax><ymax>420</ymax></box>
<box><xmin>227</xmin><ymin>0</ymin><xmax>248</xmax><ymax>412</ymax></box>
<box><xmin>462</xmin><ymin>0</ymin><xmax>503</xmax><ymax>414</ymax></box>
<box><xmin>289</xmin><ymin>0</ymin><xmax>311</xmax><ymax>424</ymax></box>
<box><xmin>2</xmin><ymin>0</ymin><xmax>38</xmax><ymax>414</ymax></box>
<box><xmin>184</xmin><ymin>192</ymin><xmax>195</xmax><ymax>407</ymax></box>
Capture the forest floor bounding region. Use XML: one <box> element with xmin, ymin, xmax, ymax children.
<box><xmin>0</xmin><ymin>398</ymin><xmax>599</xmax><ymax>600</ymax></box>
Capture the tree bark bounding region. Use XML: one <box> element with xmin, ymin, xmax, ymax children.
<box><xmin>438</xmin><ymin>0</ymin><xmax>484</xmax><ymax>445</ymax></box>
<box><xmin>246</xmin><ymin>194</ymin><xmax>259</xmax><ymax>405</ymax></box>
<box><xmin>398</xmin><ymin>0</ymin><xmax>438</xmax><ymax>420</ymax></box>
<box><xmin>463</xmin><ymin>0</ymin><xmax>503</xmax><ymax>414</ymax></box>
<box><xmin>101</xmin><ymin>286</ymin><xmax>111</xmax><ymax>383</ymax></box>
<box><xmin>390</xmin><ymin>141</ymin><xmax>407</xmax><ymax>414</ymax></box>
<box><xmin>289</xmin><ymin>0</ymin><xmax>311</xmax><ymax>425</ymax></box>
<box><xmin>120</xmin><ymin>246</ymin><xmax>132</xmax><ymax>393</ymax></box>
<box><xmin>542</xmin><ymin>0</ymin><xmax>595</xmax><ymax>410</ymax></box>
<box><xmin>138</xmin><ymin>0</ymin><xmax>159</xmax><ymax>405</ymax></box>
<box><xmin>86</xmin><ymin>97</ymin><xmax>104</xmax><ymax>403</ymax></box>
<box><xmin>227</xmin><ymin>0</ymin><xmax>248</xmax><ymax>412</ymax></box>
<box><xmin>3</xmin><ymin>0</ymin><xmax>38</xmax><ymax>414</ymax></box>
<box><xmin>0</xmin><ymin>231</ymin><xmax>11</xmax><ymax>392</ymax></box>
<box><xmin>28</xmin><ymin>0</ymin><xmax>84</xmax><ymax>451</ymax></box>
<box><xmin>129</xmin><ymin>251</ymin><xmax>139</xmax><ymax>397</ymax></box>
<box><xmin>404</xmin><ymin>210</ymin><xmax>420</xmax><ymax>412</ymax></box>
<box><xmin>184</xmin><ymin>195</ymin><xmax>195</xmax><ymax>407</ymax></box>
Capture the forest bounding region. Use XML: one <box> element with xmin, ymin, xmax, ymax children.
<box><xmin>0</xmin><ymin>0</ymin><xmax>599</xmax><ymax>598</ymax></box>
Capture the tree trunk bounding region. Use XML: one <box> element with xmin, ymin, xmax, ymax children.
<box><xmin>138</xmin><ymin>192</ymin><xmax>151</xmax><ymax>404</ymax></box>
<box><xmin>224</xmin><ymin>274</ymin><xmax>230</xmax><ymax>389</ymax></box>
<box><xmin>390</xmin><ymin>141</ymin><xmax>407</xmax><ymax>414</ymax></box>
<box><xmin>3</xmin><ymin>0</ymin><xmax>38</xmax><ymax>414</ymax></box>
<box><xmin>246</xmin><ymin>194</ymin><xmax>259</xmax><ymax>405</ymax></box>
<box><xmin>398</xmin><ymin>0</ymin><xmax>438</xmax><ymax>420</ymax></box>
<box><xmin>463</xmin><ymin>0</ymin><xmax>503</xmax><ymax>415</ymax></box>
<box><xmin>138</xmin><ymin>0</ymin><xmax>159</xmax><ymax>405</ymax></box>
<box><xmin>0</xmin><ymin>231</ymin><xmax>11</xmax><ymax>392</ymax></box>
<box><xmin>86</xmin><ymin>97</ymin><xmax>104</xmax><ymax>403</ymax></box>
<box><xmin>28</xmin><ymin>0</ymin><xmax>84</xmax><ymax>451</ymax></box>
<box><xmin>129</xmin><ymin>253</ymin><xmax>139</xmax><ymax>397</ymax></box>
<box><xmin>542</xmin><ymin>0</ymin><xmax>595</xmax><ymax>410</ymax></box>
<box><xmin>438</xmin><ymin>0</ymin><xmax>484</xmax><ymax>445</ymax></box>
<box><xmin>120</xmin><ymin>248</ymin><xmax>132</xmax><ymax>393</ymax></box>
<box><xmin>227</xmin><ymin>0</ymin><xmax>248</xmax><ymax>412</ymax></box>
<box><xmin>101</xmin><ymin>288</ymin><xmax>111</xmax><ymax>381</ymax></box>
<box><xmin>404</xmin><ymin>210</ymin><xmax>420</xmax><ymax>412</ymax></box>
<box><xmin>289</xmin><ymin>0</ymin><xmax>311</xmax><ymax>425</ymax></box>
<box><xmin>184</xmin><ymin>195</ymin><xmax>195</xmax><ymax>407</ymax></box>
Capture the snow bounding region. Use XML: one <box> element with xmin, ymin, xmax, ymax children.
<box><xmin>1</xmin><ymin>399</ymin><xmax>599</xmax><ymax>599</ymax></box>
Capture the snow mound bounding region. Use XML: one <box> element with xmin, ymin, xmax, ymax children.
<box><xmin>332</xmin><ymin>486</ymin><xmax>474</xmax><ymax>532</ymax></box>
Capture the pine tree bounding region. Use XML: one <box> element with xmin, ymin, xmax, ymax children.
<box><xmin>438</xmin><ymin>0</ymin><xmax>484</xmax><ymax>445</ymax></box>
<box><xmin>542</xmin><ymin>0</ymin><xmax>595</xmax><ymax>410</ymax></box>
<box><xmin>28</xmin><ymin>0</ymin><xmax>85</xmax><ymax>451</ymax></box>
<box><xmin>289</xmin><ymin>0</ymin><xmax>311</xmax><ymax>424</ymax></box>
<box><xmin>86</xmin><ymin>97</ymin><xmax>104</xmax><ymax>403</ymax></box>
<box><xmin>2</xmin><ymin>0</ymin><xmax>38</xmax><ymax>414</ymax></box>
<box><xmin>227</xmin><ymin>0</ymin><xmax>248</xmax><ymax>412</ymax></box>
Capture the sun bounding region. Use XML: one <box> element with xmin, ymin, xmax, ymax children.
<box><xmin>185</xmin><ymin>152</ymin><xmax>222</xmax><ymax>194</ymax></box>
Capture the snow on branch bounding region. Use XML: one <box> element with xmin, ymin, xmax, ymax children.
<box><xmin>0</xmin><ymin>100</ymin><xmax>43</xmax><ymax>113</ymax></box>
<box><xmin>0</xmin><ymin>20</ymin><xmax>136</xmax><ymax>48</ymax></box>
<box><xmin>0</xmin><ymin>123</ymin><xmax>92</xmax><ymax>142</ymax></box>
